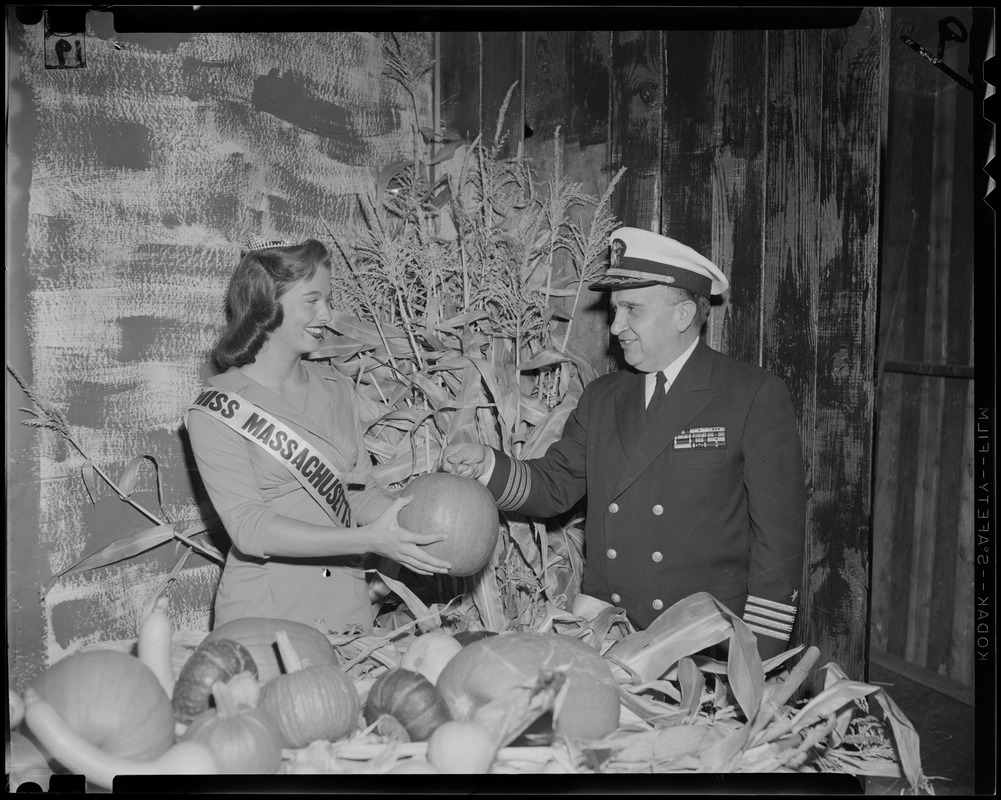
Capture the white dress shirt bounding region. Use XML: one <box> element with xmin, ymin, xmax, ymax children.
<box><xmin>644</xmin><ymin>337</ymin><xmax>699</xmax><ymax>407</ymax></box>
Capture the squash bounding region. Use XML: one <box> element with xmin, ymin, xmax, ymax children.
<box><xmin>426</xmin><ymin>720</ymin><xmax>497</xmax><ymax>774</ymax></box>
<box><xmin>202</xmin><ymin>617</ymin><xmax>337</xmax><ymax>685</ymax></box>
<box><xmin>398</xmin><ymin>473</ymin><xmax>499</xmax><ymax>576</ymax></box>
<box><xmin>23</xmin><ymin>688</ymin><xmax>218</xmax><ymax>790</ymax></box>
<box><xmin>28</xmin><ymin>649</ymin><xmax>174</xmax><ymax>761</ymax></box>
<box><xmin>398</xmin><ymin>631</ymin><xmax>463</xmax><ymax>685</ymax></box>
<box><xmin>435</xmin><ymin>632</ymin><xmax>620</xmax><ymax>740</ymax></box>
<box><xmin>173</xmin><ymin>638</ymin><xmax>258</xmax><ymax>725</ymax></box>
<box><xmin>181</xmin><ymin>681</ymin><xmax>282</xmax><ymax>774</ymax></box>
<box><xmin>364</xmin><ymin>667</ymin><xmax>450</xmax><ymax>742</ymax></box>
<box><xmin>258</xmin><ymin>631</ymin><xmax>360</xmax><ymax>748</ymax></box>
<box><xmin>137</xmin><ymin>595</ymin><xmax>175</xmax><ymax>699</ymax></box>
<box><xmin>10</xmin><ymin>687</ymin><xmax>26</xmax><ymax>730</ymax></box>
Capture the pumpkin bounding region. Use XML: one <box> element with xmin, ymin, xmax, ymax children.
<box><xmin>435</xmin><ymin>633</ymin><xmax>620</xmax><ymax>740</ymax></box>
<box><xmin>181</xmin><ymin>681</ymin><xmax>282</xmax><ymax>774</ymax></box>
<box><xmin>258</xmin><ymin>631</ymin><xmax>360</xmax><ymax>748</ymax></box>
<box><xmin>28</xmin><ymin>649</ymin><xmax>174</xmax><ymax>761</ymax></box>
<box><xmin>202</xmin><ymin>617</ymin><xmax>337</xmax><ymax>685</ymax></box>
<box><xmin>23</xmin><ymin>689</ymin><xmax>217</xmax><ymax>790</ymax></box>
<box><xmin>397</xmin><ymin>472</ymin><xmax>499</xmax><ymax>576</ymax></box>
<box><xmin>398</xmin><ymin>631</ymin><xmax>463</xmax><ymax>685</ymax></box>
<box><xmin>364</xmin><ymin>667</ymin><xmax>450</xmax><ymax>742</ymax></box>
<box><xmin>173</xmin><ymin>638</ymin><xmax>258</xmax><ymax>725</ymax></box>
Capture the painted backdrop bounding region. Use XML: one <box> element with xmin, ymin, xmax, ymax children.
<box><xmin>6</xmin><ymin>11</ymin><xmax>430</xmax><ymax>690</ymax></box>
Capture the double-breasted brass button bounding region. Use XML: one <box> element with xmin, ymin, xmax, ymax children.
<box><xmin>651</xmin><ymin>551</ymin><xmax>663</xmax><ymax>562</ymax></box>
<box><xmin>652</xmin><ymin>504</ymin><xmax>664</xmax><ymax>515</ymax></box>
<box><xmin>652</xmin><ymin>599</ymin><xmax>664</xmax><ymax>611</ymax></box>
<box><xmin>608</xmin><ymin>502</ymin><xmax>619</xmax><ymax>514</ymax></box>
<box><xmin>606</xmin><ymin>549</ymin><xmax>617</xmax><ymax>559</ymax></box>
<box><xmin>610</xmin><ymin>593</ymin><xmax>621</xmax><ymax>603</ymax></box>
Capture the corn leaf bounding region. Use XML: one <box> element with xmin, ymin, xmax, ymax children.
<box><xmin>40</xmin><ymin>523</ymin><xmax>177</xmax><ymax>600</ymax></box>
<box><xmin>870</xmin><ymin>685</ymin><xmax>925</xmax><ymax>789</ymax></box>
<box><xmin>603</xmin><ymin>592</ymin><xmax>734</xmax><ymax>683</ymax></box>
<box><xmin>118</xmin><ymin>454</ymin><xmax>160</xmax><ymax>501</ymax></box>
<box><xmin>307</xmin><ymin>336</ymin><xmax>370</xmax><ymax>360</ymax></box>
<box><xmin>678</xmin><ymin>657</ymin><xmax>706</xmax><ymax>720</ymax></box>
<box><xmin>789</xmin><ymin>678</ymin><xmax>881</xmax><ymax>733</ymax></box>
<box><xmin>708</xmin><ymin>596</ymin><xmax>764</xmax><ymax>720</ymax></box>
<box><xmin>469</xmin><ymin>553</ymin><xmax>508</xmax><ymax>633</ymax></box>
<box><xmin>81</xmin><ymin>460</ymin><xmax>99</xmax><ymax>504</ymax></box>
<box><xmin>373</xmin><ymin>570</ymin><xmax>441</xmax><ymax>632</ymax></box>
<box><xmin>519</xmin><ymin>395</ymin><xmax>578</xmax><ymax>460</ymax></box>
<box><xmin>376</xmin><ymin>160</ymin><xmax>417</xmax><ymax>200</ymax></box>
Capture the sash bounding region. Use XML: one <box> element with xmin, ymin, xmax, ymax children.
<box><xmin>188</xmin><ymin>387</ymin><xmax>355</xmax><ymax>528</ymax></box>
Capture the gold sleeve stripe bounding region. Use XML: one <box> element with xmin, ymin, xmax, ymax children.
<box><xmin>745</xmin><ymin>595</ymin><xmax>797</xmax><ymax>614</ymax></box>
<box><xmin>744</xmin><ymin>605</ymin><xmax>796</xmax><ymax>625</ymax></box>
<box><xmin>743</xmin><ymin>612</ymin><xmax>794</xmax><ymax>633</ymax></box>
<box><xmin>496</xmin><ymin>458</ymin><xmax>531</xmax><ymax>509</ymax></box>
<box><xmin>743</xmin><ymin>621</ymin><xmax>792</xmax><ymax>642</ymax></box>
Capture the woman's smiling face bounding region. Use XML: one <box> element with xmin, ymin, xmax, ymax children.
<box><xmin>272</xmin><ymin>265</ymin><xmax>333</xmax><ymax>356</ymax></box>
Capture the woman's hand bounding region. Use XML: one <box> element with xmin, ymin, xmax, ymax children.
<box><xmin>365</xmin><ymin>496</ymin><xmax>452</xmax><ymax>576</ymax></box>
<box><xmin>441</xmin><ymin>442</ymin><xmax>491</xmax><ymax>479</ymax></box>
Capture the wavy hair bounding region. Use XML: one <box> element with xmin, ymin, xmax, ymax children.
<box><xmin>214</xmin><ymin>239</ymin><xmax>331</xmax><ymax>369</ymax></box>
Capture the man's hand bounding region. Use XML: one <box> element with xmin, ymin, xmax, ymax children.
<box><xmin>441</xmin><ymin>442</ymin><xmax>491</xmax><ymax>480</ymax></box>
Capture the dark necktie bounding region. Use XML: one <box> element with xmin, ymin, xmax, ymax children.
<box><xmin>647</xmin><ymin>371</ymin><xmax>668</xmax><ymax>418</ymax></box>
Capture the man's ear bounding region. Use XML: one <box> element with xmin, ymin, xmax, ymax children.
<box><xmin>675</xmin><ymin>298</ymin><xmax>698</xmax><ymax>333</ymax></box>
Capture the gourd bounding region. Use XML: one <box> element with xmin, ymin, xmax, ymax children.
<box><xmin>173</xmin><ymin>638</ymin><xmax>258</xmax><ymax>725</ymax></box>
<box><xmin>398</xmin><ymin>631</ymin><xmax>463</xmax><ymax>685</ymax></box>
<box><xmin>397</xmin><ymin>472</ymin><xmax>499</xmax><ymax>576</ymax></box>
<box><xmin>426</xmin><ymin>720</ymin><xmax>497</xmax><ymax>774</ymax></box>
<box><xmin>10</xmin><ymin>687</ymin><xmax>26</xmax><ymax>729</ymax></box>
<box><xmin>202</xmin><ymin>617</ymin><xmax>337</xmax><ymax>685</ymax></box>
<box><xmin>364</xmin><ymin>667</ymin><xmax>450</xmax><ymax>742</ymax></box>
<box><xmin>23</xmin><ymin>688</ymin><xmax>218</xmax><ymax>790</ymax></box>
<box><xmin>181</xmin><ymin>681</ymin><xmax>282</xmax><ymax>774</ymax></box>
<box><xmin>258</xmin><ymin>630</ymin><xmax>360</xmax><ymax>748</ymax></box>
<box><xmin>137</xmin><ymin>595</ymin><xmax>175</xmax><ymax>699</ymax></box>
<box><xmin>435</xmin><ymin>633</ymin><xmax>621</xmax><ymax>740</ymax></box>
<box><xmin>28</xmin><ymin>649</ymin><xmax>175</xmax><ymax>761</ymax></box>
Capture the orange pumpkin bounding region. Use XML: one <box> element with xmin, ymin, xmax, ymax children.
<box><xmin>28</xmin><ymin>649</ymin><xmax>174</xmax><ymax>761</ymax></box>
<box><xmin>398</xmin><ymin>473</ymin><xmax>499</xmax><ymax>576</ymax></box>
<box><xmin>257</xmin><ymin>631</ymin><xmax>360</xmax><ymax>748</ymax></box>
<box><xmin>181</xmin><ymin>681</ymin><xmax>282</xmax><ymax>774</ymax></box>
<box><xmin>435</xmin><ymin>633</ymin><xmax>620</xmax><ymax>740</ymax></box>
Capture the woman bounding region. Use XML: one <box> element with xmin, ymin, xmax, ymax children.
<box><xmin>186</xmin><ymin>238</ymin><xmax>450</xmax><ymax>631</ymax></box>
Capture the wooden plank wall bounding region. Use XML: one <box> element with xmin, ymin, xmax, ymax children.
<box><xmin>871</xmin><ymin>7</ymin><xmax>977</xmax><ymax>689</ymax></box>
<box><xmin>439</xmin><ymin>11</ymin><xmax>885</xmax><ymax>685</ymax></box>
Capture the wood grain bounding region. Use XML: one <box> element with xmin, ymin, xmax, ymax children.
<box><xmin>610</xmin><ymin>30</ymin><xmax>663</xmax><ymax>234</ymax></box>
<box><xmin>761</xmin><ymin>27</ymin><xmax>823</xmax><ymax>674</ymax></box>
<box><xmin>808</xmin><ymin>7</ymin><xmax>884</xmax><ymax>682</ymax></box>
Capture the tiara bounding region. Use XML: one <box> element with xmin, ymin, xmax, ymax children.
<box><xmin>246</xmin><ymin>236</ymin><xmax>295</xmax><ymax>252</ymax></box>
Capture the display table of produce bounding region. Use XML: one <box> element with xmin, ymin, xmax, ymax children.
<box><xmin>8</xmin><ymin>590</ymin><xmax>932</xmax><ymax>793</ymax></box>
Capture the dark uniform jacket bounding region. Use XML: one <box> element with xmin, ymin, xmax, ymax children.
<box><xmin>487</xmin><ymin>340</ymin><xmax>807</xmax><ymax>659</ymax></box>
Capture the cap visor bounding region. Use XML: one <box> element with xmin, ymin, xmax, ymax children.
<box><xmin>589</xmin><ymin>276</ymin><xmax>669</xmax><ymax>291</ymax></box>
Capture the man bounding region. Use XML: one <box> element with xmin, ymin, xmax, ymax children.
<box><xmin>443</xmin><ymin>227</ymin><xmax>807</xmax><ymax>660</ymax></box>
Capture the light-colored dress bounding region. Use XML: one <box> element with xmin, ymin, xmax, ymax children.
<box><xmin>186</xmin><ymin>360</ymin><xmax>395</xmax><ymax>632</ymax></box>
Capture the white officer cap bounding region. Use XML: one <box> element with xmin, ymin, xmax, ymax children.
<box><xmin>589</xmin><ymin>227</ymin><xmax>729</xmax><ymax>297</ymax></box>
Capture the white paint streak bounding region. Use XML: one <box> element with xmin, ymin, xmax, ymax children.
<box><xmin>42</xmin><ymin>562</ymin><xmax>219</xmax><ymax>666</ymax></box>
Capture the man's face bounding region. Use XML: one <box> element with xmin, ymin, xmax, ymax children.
<box><xmin>609</xmin><ymin>284</ymin><xmax>688</xmax><ymax>372</ymax></box>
